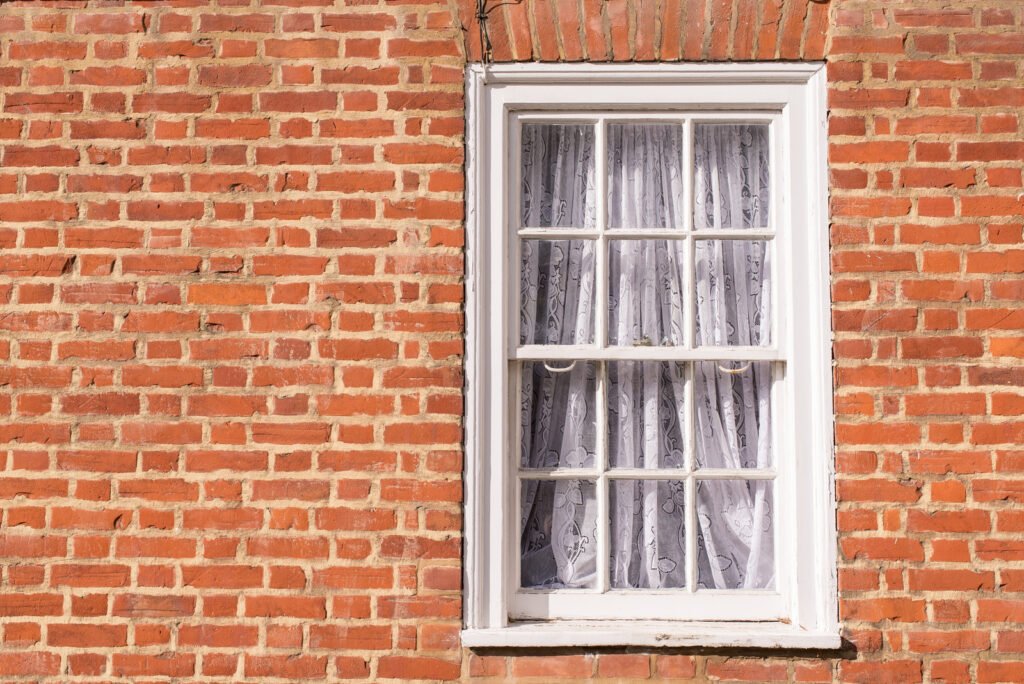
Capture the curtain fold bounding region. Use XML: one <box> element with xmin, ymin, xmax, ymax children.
<box><xmin>518</xmin><ymin>123</ymin><xmax>773</xmax><ymax>592</ymax></box>
<box><xmin>519</xmin><ymin>125</ymin><xmax>600</xmax><ymax>588</ymax></box>
<box><xmin>606</xmin><ymin>125</ymin><xmax>689</xmax><ymax>589</ymax></box>
<box><xmin>692</xmin><ymin>125</ymin><xmax>773</xmax><ymax>590</ymax></box>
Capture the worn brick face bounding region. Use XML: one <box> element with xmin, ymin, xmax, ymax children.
<box><xmin>0</xmin><ymin>0</ymin><xmax>1021</xmax><ymax>681</ymax></box>
<box><xmin>826</xmin><ymin>3</ymin><xmax>1024</xmax><ymax>683</ymax></box>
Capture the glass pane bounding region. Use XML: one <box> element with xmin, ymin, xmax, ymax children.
<box><xmin>608</xmin><ymin>123</ymin><xmax>684</xmax><ymax>229</ymax></box>
<box><xmin>520</xmin><ymin>479</ymin><xmax>598</xmax><ymax>589</ymax></box>
<box><xmin>520</xmin><ymin>124</ymin><xmax>596</xmax><ymax>228</ymax></box>
<box><xmin>696</xmin><ymin>479</ymin><xmax>774</xmax><ymax>589</ymax></box>
<box><xmin>608</xmin><ymin>240</ymin><xmax>686</xmax><ymax>346</ymax></box>
<box><xmin>695</xmin><ymin>239</ymin><xmax>770</xmax><ymax>346</ymax></box>
<box><xmin>608</xmin><ymin>361</ymin><xmax>686</xmax><ymax>469</ymax></box>
<box><xmin>610</xmin><ymin>480</ymin><xmax>686</xmax><ymax>589</ymax></box>
<box><xmin>694</xmin><ymin>124</ymin><xmax>770</xmax><ymax>230</ymax></box>
<box><xmin>520</xmin><ymin>361</ymin><xmax>598</xmax><ymax>469</ymax></box>
<box><xmin>694</xmin><ymin>361</ymin><xmax>772</xmax><ymax>469</ymax></box>
<box><xmin>520</xmin><ymin>240</ymin><xmax>596</xmax><ymax>345</ymax></box>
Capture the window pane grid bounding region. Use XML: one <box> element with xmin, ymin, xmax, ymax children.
<box><xmin>514</xmin><ymin>114</ymin><xmax>780</xmax><ymax>598</ymax></box>
<box><xmin>517</xmin><ymin>359</ymin><xmax>778</xmax><ymax>593</ymax></box>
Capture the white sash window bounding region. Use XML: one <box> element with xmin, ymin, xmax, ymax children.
<box><xmin>463</xmin><ymin>64</ymin><xmax>837</xmax><ymax>648</ymax></box>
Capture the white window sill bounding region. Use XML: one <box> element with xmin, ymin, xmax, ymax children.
<box><xmin>462</xmin><ymin>621</ymin><xmax>841</xmax><ymax>650</ymax></box>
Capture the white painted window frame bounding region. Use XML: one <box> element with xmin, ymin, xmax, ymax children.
<box><xmin>463</xmin><ymin>63</ymin><xmax>837</xmax><ymax>649</ymax></box>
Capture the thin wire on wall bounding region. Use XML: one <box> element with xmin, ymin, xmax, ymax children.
<box><xmin>475</xmin><ymin>0</ymin><xmax>523</xmax><ymax>64</ymax></box>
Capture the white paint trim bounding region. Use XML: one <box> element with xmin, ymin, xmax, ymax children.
<box><xmin>462</xmin><ymin>622</ymin><xmax>842</xmax><ymax>649</ymax></box>
<box><xmin>462</xmin><ymin>65</ymin><xmax>487</xmax><ymax>629</ymax></box>
<box><xmin>463</xmin><ymin>62</ymin><xmax>837</xmax><ymax>648</ymax></box>
<box><xmin>809</xmin><ymin>63</ymin><xmax>841</xmax><ymax>637</ymax></box>
<box><xmin>467</xmin><ymin>62</ymin><xmax>824</xmax><ymax>85</ymax></box>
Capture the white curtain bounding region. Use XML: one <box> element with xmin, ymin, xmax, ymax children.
<box><xmin>518</xmin><ymin>123</ymin><xmax>773</xmax><ymax>591</ymax></box>
<box><xmin>692</xmin><ymin>125</ymin><xmax>774</xmax><ymax>590</ymax></box>
<box><xmin>519</xmin><ymin>124</ymin><xmax>601</xmax><ymax>588</ymax></box>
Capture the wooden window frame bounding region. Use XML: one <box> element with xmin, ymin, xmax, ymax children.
<box><xmin>462</xmin><ymin>63</ymin><xmax>837</xmax><ymax>649</ymax></box>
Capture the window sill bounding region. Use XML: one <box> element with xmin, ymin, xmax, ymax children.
<box><xmin>462</xmin><ymin>621</ymin><xmax>841</xmax><ymax>650</ymax></box>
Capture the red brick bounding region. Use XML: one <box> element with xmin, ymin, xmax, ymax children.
<box><xmin>313</xmin><ymin>567</ymin><xmax>393</xmax><ymax>590</ymax></box>
<box><xmin>840</xmin><ymin>660</ymin><xmax>922</xmax><ymax>683</ymax></box>
<box><xmin>706</xmin><ymin>659</ymin><xmax>788</xmax><ymax>681</ymax></box>
<box><xmin>957</xmin><ymin>34</ymin><xmax>1024</xmax><ymax>55</ymax></box>
<box><xmin>258</xmin><ymin>92</ymin><xmax>337</xmax><ymax>112</ymax></box>
<box><xmin>183</xmin><ymin>566</ymin><xmax>262</xmax><ymax>589</ymax></box>
<box><xmin>831</xmin><ymin>141</ymin><xmax>910</xmax><ymax>164</ymax></box>
<box><xmin>979</xmin><ymin>662</ymin><xmax>1024</xmax><ymax>683</ymax></box>
<box><xmin>310</xmin><ymin>625</ymin><xmax>392</xmax><ymax>650</ymax></box>
<box><xmin>598</xmin><ymin>654</ymin><xmax>650</xmax><ymax>678</ymax></box>
<box><xmin>198</xmin><ymin>65</ymin><xmax>272</xmax><ymax>87</ymax></box>
<box><xmin>0</xmin><ymin>653</ymin><xmax>61</xmax><ymax>676</ymax></box>
<box><xmin>830</xmin><ymin>88</ymin><xmax>909</xmax><ymax>108</ymax></box>
<box><xmin>4</xmin><ymin>145</ymin><xmax>80</xmax><ymax>167</ymax></box>
<box><xmin>841</xmin><ymin>537</ymin><xmax>925</xmax><ymax>561</ymax></box>
<box><xmin>48</xmin><ymin>624</ymin><xmax>127</xmax><ymax>647</ymax></box>
<box><xmin>909</xmin><ymin>569</ymin><xmax>995</xmax><ymax>592</ymax></box>
<box><xmin>113</xmin><ymin>654</ymin><xmax>195</xmax><ymax>678</ymax></box>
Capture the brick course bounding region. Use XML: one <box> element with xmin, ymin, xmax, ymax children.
<box><xmin>0</xmin><ymin>0</ymin><xmax>1022</xmax><ymax>681</ymax></box>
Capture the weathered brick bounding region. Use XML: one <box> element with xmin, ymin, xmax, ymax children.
<box><xmin>0</xmin><ymin>2</ymin><xmax>1017</xmax><ymax>681</ymax></box>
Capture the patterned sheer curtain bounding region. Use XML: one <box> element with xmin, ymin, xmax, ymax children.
<box><xmin>518</xmin><ymin>125</ymin><xmax>600</xmax><ymax>588</ymax></box>
<box><xmin>518</xmin><ymin>123</ymin><xmax>773</xmax><ymax>592</ymax></box>
<box><xmin>693</xmin><ymin>125</ymin><xmax>774</xmax><ymax>590</ymax></box>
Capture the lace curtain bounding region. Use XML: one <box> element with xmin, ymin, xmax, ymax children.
<box><xmin>519</xmin><ymin>123</ymin><xmax>774</xmax><ymax>592</ymax></box>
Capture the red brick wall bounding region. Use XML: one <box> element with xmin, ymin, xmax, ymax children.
<box><xmin>826</xmin><ymin>4</ymin><xmax>1024</xmax><ymax>683</ymax></box>
<box><xmin>0</xmin><ymin>0</ymin><xmax>1021</xmax><ymax>681</ymax></box>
